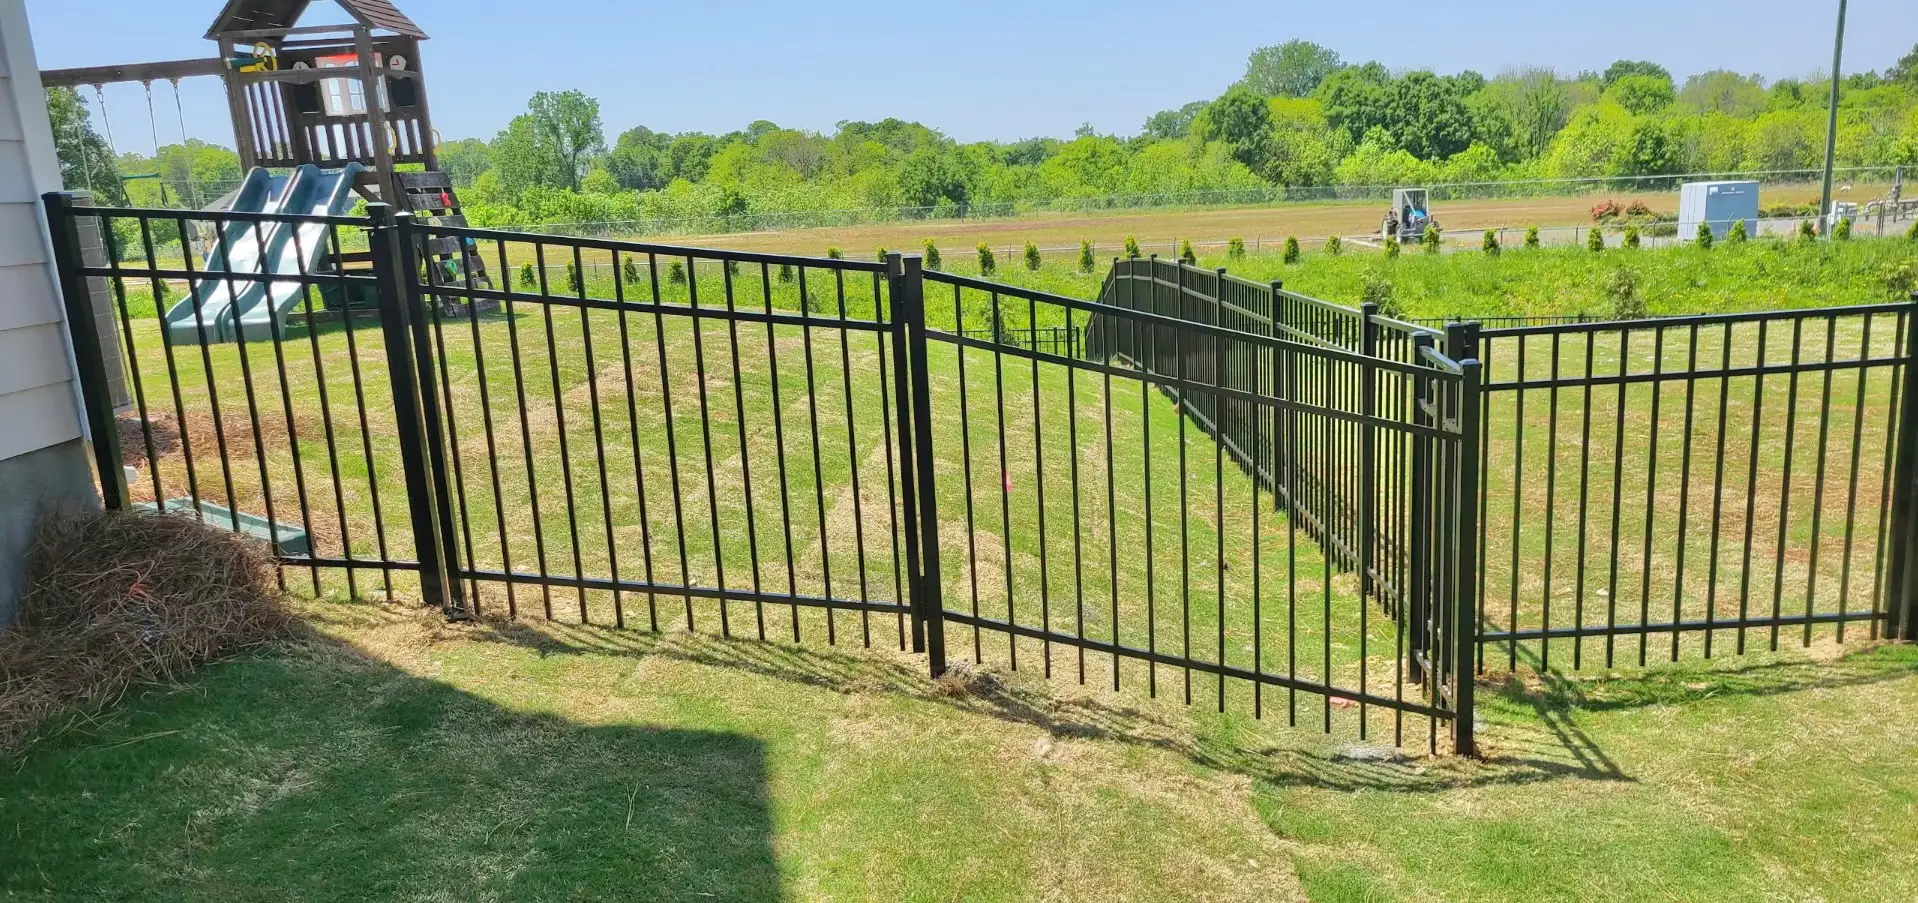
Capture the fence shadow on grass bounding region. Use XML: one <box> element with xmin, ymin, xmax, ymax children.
<box><xmin>2</xmin><ymin>633</ymin><xmax>782</xmax><ymax>902</ymax></box>
<box><xmin>458</xmin><ymin>613</ymin><xmax>1642</xmax><ymax>796</ymax></box>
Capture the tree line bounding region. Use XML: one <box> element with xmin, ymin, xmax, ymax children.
<box><xmin>49</xmin><ymin>41</ymin><xmax>1918</xmax><ymax>232</ymax></box>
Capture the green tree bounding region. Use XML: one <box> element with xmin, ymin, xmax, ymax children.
<box><xmin>1799</xmin><ymin>219</ymin><xmax>1818</xmax><ymax>243</ymax></box>
<box><xmin>1323</xmin><ymin>235</ymin><xmax>1342</xmax><ymax>256</ymax></box>
<box><xmin>897</xmin><ymin>148</ymin><xmax>970</xmax><ymax>209</ymax></box>
<box><xmin>669</xmin><ymin>261</ymin><xmax>687</xmax><ymax>284</ymax></box>
<box><xmin>437</xmin><ymin>137</ymin><xmax>492</xmax><ymax>188</ymax></box>
<box><xmin>1678</xmin><ymin>70</ymin><xmax>1767</xmax><ymax>116</ymax></box>
<box><xmin>1239</xmin><ymin>40</ymin><xmax>1344</xmax><ymax>98</ymax></box>
<box><xmin>1179</xmin><ymin>239</ymin><xmax>1197</xmax><ymax>264</ymax></box>
<box><xmin>1226</xmin><ymin>237</ymin><xmax>1245</xmax><ymax>261</ymax></box>
<box><xmin>1889</xmin><ymin>42</ymin><xmax>1918</xmax><ymax>87</ymax></box>
<box><xmin>976</xmin><ymin>242</ymin><xmax>996</xmax><ymax>275</ymax></box>
<box><xmin>1193</xmin><ymin>85</ymin><xmax>1273</xmax><ymax>171</ymax></box>
<box><xmin>1079</xmin><ymin>239</ymin><xmax>1096</xmax><ymax>272</ymax></box>
<box><xmin>1124</xmin><ymin>236</ymin><xmax>1142</xmax><ymax>259</ymax></box>
<box><xmin>605</xmin><ymin>125</ymin><xmax>670</xmax><ymax>191</ymax></box>
<box><xmin>1622</xmin><ymin>224</ymin><xmax>1641</xmax><ymax>248</ymax></box>
<box><xmin>1141</xmin><ymin>101</ymin><xmax>1208</xmax><ymax>139</ymax></box>
<box><xmin>1908</xmin><ymin>219</ymin><xmax>1918</xmax><ymax>241</ymax></box>
<box><xmin>1282</xmin><ymin>235</ymin><xmax>1301</xmax><ymax>263</ymax></box>
<box><xmin>1834</xmin><ymin>217</ymin><xmax>1852</xmax><ymax>241</ymax></box>
<box><xmin>46</xmin><ymin>88</ymin><xmax>124</xmax><ymax>204</ymax></box>
<box><xmin>923</xmin><ymin>239</ymin><xmax>942</xmax><ymax>271</ymax></box>
<box><xmin>778</xmin><ymin>263</ymin><xmax>794</xmax><ymax>283</ymax></box>
<box><xmin>1605</xmin><ymin>74</ymin><xmax>1676</xmax><ymax>115</ymax></box>
<box><xmin>1601</xmin><ymin>60</ymin><xmax>1673</xmax><ymax>89</ymax></box>
<box><xmin>623</xmin><ymin>257</ymin><xmax>641</xmax><ymax>284</ymax></box>
<box><xmin>1481</xmin><ymin>67</ymin><xmax>1570</xmax><ymax>160</ymax></box>
<box><xmin>826</xmin><ymin>247</ymin><xmax>844</xmax><ymax>259</ymax></box>
<box><xmin>566</xmin><ymin>262</ymin><xmax>581</xmax><ymax>291</ymax></box>
<box><xmin>1482</xmin><ymin>229</ymin><xmax>1500</xmax><ymax>255</ymax></box>
<box><xmin>519</xmin><ymin>262</ymin><xmax>536</xmax><ymax>287</ymax></box>
<box><xmin>1695</xmin><ymin>221</ymin><xmax>1715</xmax><ymax>249</ymax></box>
<box><xmin>1727</xmin><ymin>219</ymin><xmax>1749</xmax><ymax>243</ymax></box>
<box><xmin>497</xmin><ymin>91</ymin><xmax>606</xmax><ymax>193</ymax></box>
<box><xmin>1588</xmin><ymin>227</ymin><xmax>1606</xmax><ymax>251</ymax></box>
<box><xmin>876</xmin><ymin>247</ymin><xmax>889</xmax><ymax>262</ymax></box>
<box><xmin>1024</xmin><ymin>241</ymin><xmax>1042</xmax><ymax>271</ymax></box>
<box><xmin>1383</xmin><ymin>236</ymin><xmax>1400</xmax><ymax>258</ymax></box>
<box><xmin>1524</xmin><ymin>224</ymin><xmax>1540</xmax><ymax>248</ymax></box>
<box><xmin>1423</xmin><ymin>224</ymin><xmax>1441</xmax><ymax>253</ymax></box>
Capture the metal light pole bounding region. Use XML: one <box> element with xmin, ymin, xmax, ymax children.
<box><xmin>1818</xmin><ymin>0</ymin><xmax>1848</xmax><ymax>234</ymax></box>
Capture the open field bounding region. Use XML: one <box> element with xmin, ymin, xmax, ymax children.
<box><xmin>4</xmin><ymin>602</ymin><xmax>1917</xmax><ymax>902</ymax></box>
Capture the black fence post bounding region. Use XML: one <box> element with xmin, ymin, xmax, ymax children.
<box><xmin>892</xmin><ymin>254</ymin><xmax>947</xmax><ymax>676</ymax></box>
<box><xmin>1407</xmin><ymin>331</ymin><xmax>1434</xmax><ymax>685</ymax></box>
<box><xmin>1446</xmin><ymin>322</ymin><xmax>1483</xmax><ymax>757</ymax></box>
<box><xmin>1889</xmin><ymin>293</ymin><xmax>1918</xmax><ymax>640</ymax></box>
<box><xmin>1359</xmin><ymin>302</ymin><xmax>1380</xmax><ymax>599</ymax></box>
<box><xmin>887</xmin><ymin>253</ymin><xmax>925</xmax><ymax>654</ymax></box>
<box><xmin>368</xmin><ymin>204</ymin><xmax>462</xmax><ymax>617</ymax></box>
<box><xmin>43</xmin><ymin>192</ymin><xmax>127</xmax><ymax>510</ymax></box>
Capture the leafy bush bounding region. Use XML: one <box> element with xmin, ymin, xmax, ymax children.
<box><xmin>1024</xmin><ymin>241</ymin><xmax>1042</xmax><ymax>271</ymax></box>
<box><xmin>1694</xmin><ymin>221</ymin><xmax>1714</xmax><ymax>249</ymax></box>
<box><xmin>1587</xmin><ymin>227</ymin><xmax>1605</xmax><ymax>252</ymax></box>
<box><xmin>1283</xmin><ymin>236</ymin><xmax>1301</xmax><ymax>263</ymax></box>
<box><xmin>1605</xmin><ymin>267</ymin><xmax>1646</xmax><ymax>319</ymax></box>
<box><xmin>923</xmin><ymin>239</ymin><xmax>942</xmax><ymax>271</ymax></box>
<box><xmin>1179</xmin><ymin>239</ymin><xmax>1197</xmax><ymax>264</ymax></box>
<box><xmin>1080</xmin><ymin>239</ymin><xmax>1096</xmax><ymax>272</ymax></box>
<box><xmin>1360</xmin><ymin>272</ymin><xmax>1400</xmax><ymax>318</ymax></box>
<box><xmin>1884</xmin><ymin>261</ymin><xmax>1917</xmax><ymax>299</ymax></box>
<box><xmin>668</xmin><ymin>260</ymin><xmax>686</xmax><ymax>284</ymax></box>
<box><xmin>565</xmin><ymin>262</ymin><xmax>581</xmax><ymax>291</ymax></box>
<box><xmin>1124</xmin><ymin>235</ymin><xmax>1142</xmax><ymax>259</ymax></box>
<box><xmin>1226</xmin><ymin>237</ymin><xmax>1245</xmax><ymax>261</ymax></box>
<box><xmin>1648</xmin><ymin>223</ymin><xmax>1678</xmax><ymax>237</ymax></box>
<box><xmin>1909</xmin><ymin>220</ymin><xmax>1918</xmax><ymax>241</ymax></box>
<box><xmin>1727</xmin><ymin>219</ymin><xmax>1749</xmax><ymax>243</ymax></box>
<box><xmin>1383</xmin><ymin>236</ymin><xmax>1400</xmax><ymax>258</ymax></box>
<box><xmin>1798</xmin><ymin>219</ymin><xmax>1817</xmax><ymax>243</ymax></box>
<box><xmin>622</xmin><ymin>257</ymin><xmax>641</xmax><ymax>284</ymax></box>
<box><xmin>1524</xmin><ymin>225</ymin><xmax>1540</xmax><ymax>249</ymax></box>
<box><xmin>977</xmin><ymin>242</ymin><xmax>996</xmax><ymax>275</ymax></box>
<box><xmin>1422</xmin><ymin>224</ymin><xmax>1441</xmax><ymax>254</ymax></box>
<box><xmin>519</xmin><ymin>262</ymin><xmax>536</xmax><ymax>287</ymax></box>
<box><xmin>1834</xmin><ymin>217</ymin><xmax>1852</xmax><ymax>241</ymax></box>
<box><xmin>826</xmin><ymin>246</ymin><xmax>844</xmax><ymax>260</ymax></box>
<box><xmin>1481</xmin><ymin>229</ymin><xmax>1499</xmax><ymax>255</ymax></box>
<box><xmin>876</xmin><ymin>247</ymin><xmax>889</xmax><ymax>262</ymax></box>
<box><xmin>1324</xmin><ymin>235</ymin><xmax>1342</xmax><ymax>256</ymax></box>
<box><xmin>777</xmin><ymin>263</ymin><xmax>794</xmax><ymax>283</ymax></box>
<box><xmin>1622</xmin><ymin>225</ymin><xmax>1641</xmax><ymax>249</ymax></box>
<box><xmin>1762</xmin><ymin>202</ymin><xmax>1819</xmax><ymax>218</ymax></box>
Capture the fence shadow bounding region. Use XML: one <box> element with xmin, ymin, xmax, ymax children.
<box><xmin>4</xmin><ymin>631</ymin><xmax>782</xmax><ymax>901</ymax></box>
<box><xmin>455</xmin><ymin>613</ymin><xmax>1647</xmax><ymax>795</ymax></box>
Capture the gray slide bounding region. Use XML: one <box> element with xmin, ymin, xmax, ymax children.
<box><xmin>164</xmin><ymin>163</ymin><xmax>365</xmax><ymax>345</ymax></box>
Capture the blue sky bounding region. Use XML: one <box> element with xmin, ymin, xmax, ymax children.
<box><xmin>26</xmin><ymin>0</ymin><xmax>1917</xmax><ymax>157</ymax></box>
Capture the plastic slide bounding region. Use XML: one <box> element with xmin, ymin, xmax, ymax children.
<box><xmin>163</xmin><ymin>163</ymin><xmax>365</xmax><ymax>345</ymax></box>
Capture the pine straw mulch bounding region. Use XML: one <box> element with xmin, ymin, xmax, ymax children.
<box><xmin>0</xmin><ymin>508</ymin><xmax>294</xmax><ymax>755</ymax></box>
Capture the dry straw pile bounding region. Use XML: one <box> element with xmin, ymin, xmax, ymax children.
<box><xmin>0</xmin><ymin>509</ymin><xmax>291</xmax><ymax>752</ymax></box>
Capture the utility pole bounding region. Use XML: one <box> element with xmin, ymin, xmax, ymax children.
<box><xmin>1818</xmin><ymin>0</ymin><xmax>1848</xmax><ymax>235</ymax></box>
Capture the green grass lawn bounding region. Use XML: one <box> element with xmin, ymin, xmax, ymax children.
<box><xmin>4</xmin><ymin>603</ymin><xmax>1916</xmax><ymax>902</ymax></box>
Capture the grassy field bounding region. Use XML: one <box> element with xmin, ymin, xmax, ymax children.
<box><xmin>3</xmin><ymin>602</ymin><xmax>1917</xmax><ymax>902</ymax></box>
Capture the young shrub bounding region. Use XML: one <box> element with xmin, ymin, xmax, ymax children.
<box><xmin>1694</xmin><ymin>221</ymin><xmax>1714</xmax><ymax>250</ymax></box>
<box><xmin>1834</xmin><ymin>217</ymin><xmax>1853</xmax><ymax>241</ymax></box>
<box><xmin>1324</xmin><ymin>235</ymin><xmax>1342</xmax><ymax>256</ymax></box>
<box><xmin>826</xmin><ymin>246</ymin><xmax>844</xmax><ymax>260</ymax></box>
<box><xmin>1024</xmin><ymin>241</ymin><xmax>1042</xmax><ymax>271</ymax></box>
<box><xmin>1881</xmin><ymin>260</ymin><xmax>1916</xmax><ymax>299</ymax></box>
<box><xmin>1524</xmin><ymin>224</ymin><xmax>1540</xmax><ymax>249</ymax></box>
<box><xmin>1282</xmin><ymin>235</ymin><xmax>1301</xmax><ymax>264</ymax></box>
<box><xmin>153</xmin><ymin>279</ymin><xmax>169</xmax><ymax>304</ymax></box>
<box><xmin>1422</xmin><ymin>224</ymin><xmax>1441</xmax><ymax>254</ymax></box>
<box><xmin>1226</xmin><ymin>237</ymin><xmax>1245</xmax><ymax>261</ymax></box>
<box><xmin>622</xmin><ymin>256</ymin><xmax>641</xmax><ymax>284</ymax></box>
<box><xmin>1605</xmin><ymin>267</ymin><xmax>1646</xmax><ymax>320</ymax></box>
<box><xmin>1383</xmin><ymin>236</ymin><xmax>1401</xmax><ymax>259</ymax></box>
<box><xmin>876</xmin><ymin>247</ymin><xmax>889</xmax><ymax>262</ymax></box>
<box><xmin>1079</xmin><ymin>239</ymin><xmax>1096</xmax><ymax>272</ymax></box>
<box><xmin>1360</xmin><ymin>272</ymin><xmax>1400</xmax><ymax>318</ymax></box>
<box><xmin>1798</xmin><ymin>219</ymin><xmax>1817</xmax><ymax>243</ymax></box>
<box><xmin>923</xmin><ymin>239</ymin><xmax>942</xmax><ymax>271</ymax></box>
<box><xmin>777</xmin><ymin>263</ymin><xmax>794</xmax><ymax>284</ymax></box>
<box><xmin>1908</xmin><ymin>219</ymin><xmax>1918</xmax><ymax>242</ymax></box>
<box><xmin>1481</xmin><ymin>229</ymin><xmax>1500</xmax><ymax>256</ymax></box>
<box><xmin>566</xmin><ymin>262</ymin><xmax>581</xmax><ymax>292</ymax></box>
<box><xmin>1587</xmin><ymin>227</ymin><xmax>1606</xmax><ymax>252</ymax></box>
<box><xmin>519</xmin><ymin>261</ymin><xmax>536</xmax><ymax>288</ymax></box>
<box><xmin>668</xmin><ymin>260</ymin><xmax>686</xmax><ymax>285</ymax></box>
<box><xmin>976</xmin><ymin>242</ymin><xmax>996</xmax><ymax>276</ymax></box>
<box><xmin>1622</xmin><ymin>225</ymin><xmax>1641</xmax><ymax>249</ymax></box>
<box><xmin>1179</xmin><ymin>239</ymin><xmax>1197</xmax><ymax>265</ymax></box>
<box><xmin>725</xmin><ymin>259</ymin><xmax>740</xmax><ymax>276</ymax></box>
<box><xmin>1726</xmin><ymin>219</ymin><xmax>1749</xmax><ymax>243</ymax></box>
<box><xmin>1124</xmin><ymin>235</ymin><xmax>1142</xmax><ymax>259</ymax></box>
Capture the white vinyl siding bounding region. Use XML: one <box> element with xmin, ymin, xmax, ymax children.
<box><xmin>0</xmin><ymin>0</ymin><xmax>81</xmax><ymax>460</ymax></box>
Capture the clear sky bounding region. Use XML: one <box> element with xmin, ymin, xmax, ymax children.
<box><xmin>24</xmin><ymin>0</ymin><xmax>1918</xmax><ymax>157</ymax></box>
